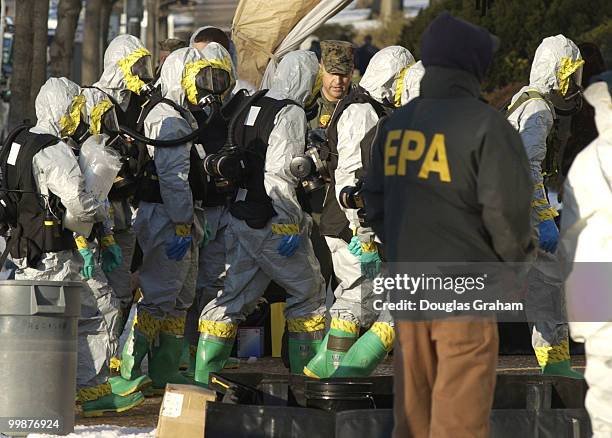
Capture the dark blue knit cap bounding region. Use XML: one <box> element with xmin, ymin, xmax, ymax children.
<box><xmin>420</xmin><ymin>11</ymin><xmax>499</xmax><ymax>82</ymax></box>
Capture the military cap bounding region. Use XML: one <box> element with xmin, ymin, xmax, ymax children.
<box><xmin>321</xmin><ymin>40</ymin><xmax>354</xmax><ymax>75</ymax></box>
<box><xmin>158</xmin><ymin>38</ymin><xmax>188</xmax><ymax>52</ymax></box>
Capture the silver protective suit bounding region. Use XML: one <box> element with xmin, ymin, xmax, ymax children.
<box><xmin>507</xmin><ymin>35</ymin><xmax>583</xmax><ymax>366</ymax></box>
<box><xmin>328</xmin><ymin>46</ymin><xmax>415</xmax><ymax>328</ymax></box>
<box><xmin>198</xmin><ymin>50</ymin><xmax>327</xmax><ymax>336</ymax></box>
<box><xmin>13</xmin><ymin>77</ymin><xmax>111</xmax><ymax>390</ymax></box>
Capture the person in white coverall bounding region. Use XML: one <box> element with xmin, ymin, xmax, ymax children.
<box><xmin>561</xmin><ymin>73</ymin><xmax>612</xmax><ymax>437</ymax></box>
<box><xmin>305</xmin><ymin>46</ymin><xmax>417</xmax><ymax>379</ymax></box>
<box><xmin>7</xmin><ymin>77</ymin><xmax>144</xmax><ymax>416</ymax></box>
<box><xmin>120</xmin><ymin>47</ymin><xmax>211</xmax><ymax>393</ymax></box>
<box><xmin>92</xmin><ymin>35</ymin><xmax>154</xmax><ymax>349</ymax></box>
<box><xmin>195</xmin><ymin>50</ymin><xmax>327</xmax><ymax>385</ymax></box>
<box><xmin>506</xmin><ymin>35</ymin><xmax>584</xmax><ymax>378</ymax></box>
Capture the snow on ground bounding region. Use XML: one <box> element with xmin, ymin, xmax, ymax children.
<box><xmin>27</xmin><ymin>425</ymin><xmax>155</xmax><ymax>438</ymax></box>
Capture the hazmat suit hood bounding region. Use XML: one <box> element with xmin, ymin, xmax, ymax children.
<box><xmin>199</xmin><ymin>42</ymin><xmax>237</xmax><ymax>99</ymax></box>
<box><xmin>190</xmin><ymin>25</ymin><xmax>238</xmax><ymax>68</ymax></box>
<box><xmin>529</xmin><ymin>35</ymin><xmax>584</xmax><ymax>95</ymax></box>
<box><xmin>81</xmin><ymin>87</ymin><xmax>115</xmax><ymax>135</ymax></box>
<box><xmin>34</xmin><ymin>77</ymin><xmax>83</xmax><ymax>138</ymax></box>
<box><xmin>270</xmin><ymin>50</ymin><xmax>319</xmax><ymax>107</ymax></box>
<box><xmin>584</xmin><ymin>73</ymin><xmax>612</xmax><ymax>137</ymax></box>
<box><xmin>94</xmin><ymin>35</ymin><xmax>151</xmax><ymax>109</ymax></box>
<box><xmin>158</xmin><ymin>47</ymin><xmax>205</xmax><ymax>109</ymax></box>
<box><xmin>359</xmin><ymin>46</ymin><xmax>416</xmax><ymax>106</ymax></box>
<box><xmin>400</xmin><ymin>60</ymin><xmax>425</xmax><ymax>105</ymax></box>
<box><xmin>189</xmin><ymin>25</ymin><xmax>213</xmax><ymax>47</ymax></box>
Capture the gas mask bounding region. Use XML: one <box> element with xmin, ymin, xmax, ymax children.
<box><xmin>131</xmin><ymin>55</ymin><xmax>156</xmax><ymax>97</ymax></box>
<box><xmin>194</xmin><ymin>66</ymin><xmax>232</xmax><ymax>108</ymax></box>
<box><xmin>548</xmin><ymin>75</ymin><xmax>584</xmax><ymax>117</ymax></box>
<box><xmin>289</xmin><ymin>129</ymin><xmax>331</xmax><ymax>193</ymax></box>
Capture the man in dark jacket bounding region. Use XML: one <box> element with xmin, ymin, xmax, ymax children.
<box><xmin>362</xmin><ymin>13</ymin><xmax>534</xmax><ymax>438</ymax></box>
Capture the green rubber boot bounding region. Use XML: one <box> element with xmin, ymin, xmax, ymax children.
<box><xmin>81</xmin><ymin>392</ymin><xmax>145</xmax><ymax>417</ymax></box>
<box><xmin>332</xmin><ymin>327</ymin><xmax>392</xmax><ymax>378</ymax></box>
<box><xmin>109</xmin><ymin>374</ymin><xmax>152</xmax><ymax>396</ymax></box>
<box><xmin>120</xmin><ymin>328</ymin><xmax>150</xmax><ymax>381</ymax></box>
<box><xmin>542</xmin><ymin>360</ymin><xmax>584</xmax><ymax>379</ymax></box>
<box><xmin>148</xmin><ymin>332</ymin><xmax>194</xmax><ymax>393</ymax></box>
<box><xmin>303</xmin><ymin>332</ymin><xmax>330</xmax><ymax>378</ymax></box>
<box><xmin>194</xmin><ymin>335</ymin><xmax>234</xmax><ymax>386</ymax></box>
<box><xmin>182</xmin><ymin>344</ymin><xmax>198</xmax><ymax>379</ymax></box>
<box><xmin>288</xmin><ymin>336</ymin><xmax>324</xmax><ymax>375</ymax></box>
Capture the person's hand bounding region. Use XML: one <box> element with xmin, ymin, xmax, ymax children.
<box><xmin>360</xmin><ymin>241</ymin><xmax>381</xmax><ymax>279</ymax></box>
<box><xmin>79</xmin><ymin>248</ymin><xmax>95</xmax><ymax>279</ymax></box>
<box><xmin>348</xmin><ymin>235</ymin><xmax>363</xmax><ymax>257</ymax></box>
<box><xmin>166</xmin><ymin>224</ymin><xmax>192</xmax><ymax>261</ymax></box>
<box><xmin>200</xmin><ymin>222</ymin><xmax>212</xmax><ymax>248</ymax></box>
<box><xmin>100</xmin><ymin>235</ymin><xmax>123</xmax><ymax>273</ymax></box>
<box><xmin>272</xmin><ymin>224</ymin><xmax>301</xmax><ymax>257</ymax></box>
<box><xmin>538</xmin><ymin>219</ymin><xmax>559</xmax><ymax>253</ymax></box>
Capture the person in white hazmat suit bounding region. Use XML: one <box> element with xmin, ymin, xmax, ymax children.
<box><xmin>77</xmin><ymin>86</ymin><xmax>154</xmax><ymax>397</ymax></box>
<box><xmin>92</xmin><ymin>35</ymin><xmax>156</xmax><ymax>349</ymax></box>
<box><xmin>561</xmin><ymin>73</ymin><xmax>612</xmax><ymax>437</ymax></box>
<box><xmin>3</xmin><ymin>77</ymin><xmax>144</xmax><ymax>416</ymax></box>
<box><xmin>305</xmin><ymin>46</ymin><xmax>417</xmax><ymax>379</ymax></box>
<box><xmin>181</xmin><ymin>42</ymin><xmax>238</xmax><ymax>376</ymax></box>
<box><xmin>506</xmin><ymin>35</ymin><xmax>584</xmax><ymax>379</ymax></box>
<box><xmin>195</xmin><ymin>50</ymin><xmax>327</xmax><ymax>384</ymax></box>
<box><xmin>120</xmin><ymin>47</ymin><xmax>226</xmax><ymax>393</ymax></box>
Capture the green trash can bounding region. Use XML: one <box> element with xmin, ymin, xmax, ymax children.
<box><xmin>0</xmin><ymin>281</ymin><xmax>81</xmax><ymax>436</ymax></box>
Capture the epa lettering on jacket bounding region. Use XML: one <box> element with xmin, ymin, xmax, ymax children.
<box><xmin>383</xmin><ymin>129</ymin><xmax>452</xmax><ymax>182</ymax></box>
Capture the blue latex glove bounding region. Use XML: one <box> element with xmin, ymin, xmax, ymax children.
<box><xmin>79</xmin><ymin>248</ymin><xmax>95</xmax><ymax>279</ymax></box>
<box><xmin>166</xmin><ymin>224</ymin><xmax>193</xmax><ymax>261</ymax></box>
<box><xmin>348</xmin><ymin>236</ymin><xmax>363</xmax><ymax>257</ymax></box>
<box><xmin>102</xmin><ymin>244</ymin><xmax>123</xmax><ymax>273</ymax></box>
<box><xmin>277</xmin><ymin>235</ymin><xmax>301</xmax><ymax>257</ymax></box>
<box><xmin>538</xmin><ymin>219</ymin><xmax>559</xmax><ymax>253</ymax></box>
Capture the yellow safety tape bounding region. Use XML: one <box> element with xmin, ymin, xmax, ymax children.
<box><xmin>117</xmin><ymin>47</ymin><xmax>152</xmax><ymax>94</ymax></box>
<box><xmin>181</xmin><ymin>57</ymin><xmax>234</xmax><ymax>106</ymax></box>
<box><xmin>160</xmin><ymin>316</ymin><xmax>186</xmax><ymax>336</ymax></box>
<box><xmin>60</xmin><ymin>94</ymin><xmax>86</xmax><ymax>137</ymax></box>
<box><xmin>271</xmin><ymin>223</ymin><xmax>300</xmax><ymax>235</ymax></box>
<box><xmin>557</xmin><ymin>57</ymin><xmax>585</xmax><ymax>96</ymax></box>
<box><xmin>133</xmin><ymin>309</ymin><xmax>162</xmax><ymax>342</ymax></box>
<box><xmin>361</xmin><ymin>241</ymin><xmax>378</xmax><ymax>253</ymax></box>
<box><xmin>531</xmin><ymin>198</ymin><xmax>552</xmax><ymax>208</ymax></box>
<box><xmin>100</xmin><ymin>235</ymin><xmax>116</xmax><ymax>249</ymax></box>
<box><xmin>287</xmin><ymin>315</ymin><xmax>326</xmax><ymax>333</ymax></box>
<box><xmin>175</xmin><ymin>223</ymin><xmax>192</xmax><ymax>237</ymax></box>
<box><xmin>198</xmin><ymin>320</ymin><xmax>237</xmax><ymax>339</ymax></box>
<box><xmin>305</xmin><ymin>66</ymin><xmax>324</xmax><ymax>109</ymax></box>
<box><xmin>109</xmin><ymin>357</ymin><xmax>122</xmax><ymax>372</ymax></box>
<box><xmin>537</xmin><ymin>208</ymin><xmax>559</xmax><ymax>222</ymax></box>
<box><xmin>394</xmin><ymin>65</ymin><xmax>411</xmax><ymax>108</ymax></box>
<box><xmin>76</xmin><ymin>382</ymin><xmax>112</xmax><ymax>403</ymax></box>
<box><xmin>75</xmin><ymin>235</ymin><xmax>89</xmax><ymax>250</ymax></box>
<box><xmin>371</xmin><ymin>322</ymin><xmax>395</xmax><ymax>352</ymax></box>
<box><xmin>331</xmin><ymin>318</ymin><xmax>359</xmax><ymax>335</ymax></box>
<box><xmin>89</xmin><ymin>99</ymin><xmax>114</xmax><ymax>135</ymax></box>
<box><xmin>534</xmin><ymin>338</ymin><xmax>570</xmax><ymax>367</ymax></box>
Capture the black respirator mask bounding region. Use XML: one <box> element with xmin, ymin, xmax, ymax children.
<box><xmin>131</xmin><ymin>55</ymin><xmax>156</xmax><ymax>97</ymax></box>
<box><xmin>195</xmin><ymin>66</ymin><xmax>231</xmax><ymax>108</ymax></box>
<box><xmin>548</xmin><ymin>75</ymin><xmax>584</xmax><ymax>117</ymax></box>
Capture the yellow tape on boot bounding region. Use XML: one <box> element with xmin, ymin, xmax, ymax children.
<box><xmin>371</xmin><ymin>322</ymin><xmax>395</xmax><ymax>352</ymax></box>
<box><xmin>160</xmin><ymin>316</ymin><xmax>186</xmax><ymax>336</ymax></box>
<box><xmin>331</xmin><ymin>318</ymin><xmax>359</xmax><ymax>335</ymax></box>
<box><xmin>287</xmin><ymin>315</ymin><xmax>326</xmax><ymax>333</ymax></box>
<box><xmin>133</xmin><ymin>310</ymin><xmax>162</xmax><ymax>343</ymax></box>
<box><xmin>534</xmin><ymin>338</ymin><xmax>571</xmax><ymax>367</ymax></box>
<box><xmin>76</xmin><ymin>382</ymin><xmax>112</xmax><ymax>403</ymax></box>
<box><xmin>198</xmin><ymin>320</ymin><xmax>237</xmax><ymax>339</ymax></box>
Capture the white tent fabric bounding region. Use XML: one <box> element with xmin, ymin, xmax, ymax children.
<box><xmin>260</xmin><ymin>0</ymin><xmax>353</xmax><ymax>89</ymax></box>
